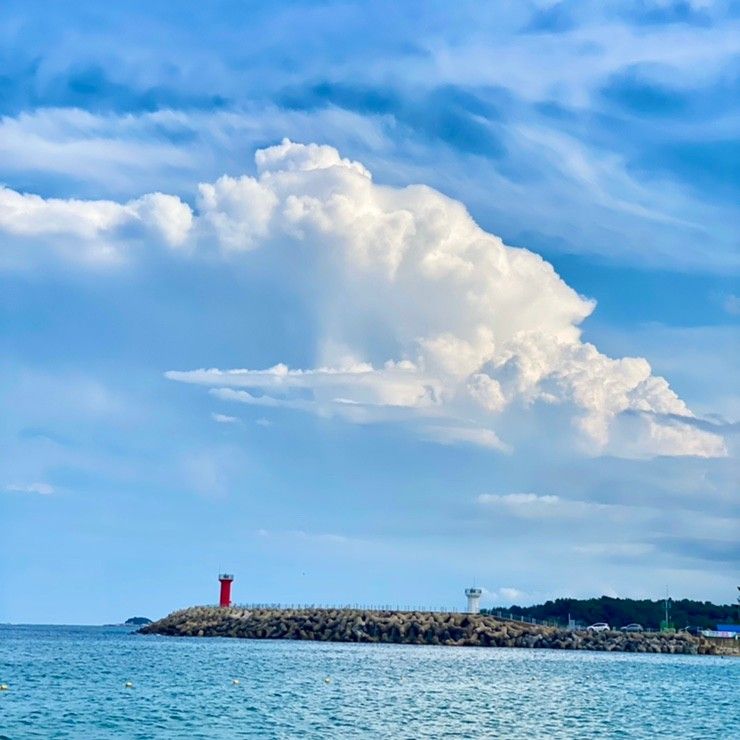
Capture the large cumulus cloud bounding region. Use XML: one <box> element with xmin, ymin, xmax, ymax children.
<box><xmin>0</xmin><ymin>139</ymin><xmax>726</xmax><ymax>458</ymax></box>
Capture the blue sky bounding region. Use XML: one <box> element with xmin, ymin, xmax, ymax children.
<box><xmin>1</xmin><ymin>1</ymin><xmax>738</xmax><ymax>624</ymax></box>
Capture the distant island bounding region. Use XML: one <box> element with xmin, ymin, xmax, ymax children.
<box><xmin>124</xmin><ymin>616</ymin><xmax>153</xmax><ymax>626</ymax></box>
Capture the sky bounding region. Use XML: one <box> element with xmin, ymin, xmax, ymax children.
<box><xmin>0</xmin><ymin>0</ymin><xmax>738</xmax><ymax>625</ymax></box>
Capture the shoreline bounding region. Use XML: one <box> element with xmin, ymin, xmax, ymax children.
<box><xmin>139</xmin><ymin>606</ymin><xmax>736</xmax><ymax>655</ymax></box>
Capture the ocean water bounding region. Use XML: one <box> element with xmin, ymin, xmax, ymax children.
<box><xmin>0</xmin><ymin>625</ymin><xmax>737</xmax><ymax>739</ymax></box>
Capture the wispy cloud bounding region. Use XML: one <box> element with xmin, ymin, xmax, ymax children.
<box><xmin>5</xmin><ymin>482</ymin><xmax>54</xmax><ymax>495</ymax></box>
<box><xmin>211</xmin><ymin>412</ymin><xmax>238</xmax><ymax>424</ymax></box>
<box><xmin>255</xmin><ymin>528</ymin><xmax>357</xmax><ymax>547</ymax></box>
<box><xmin>478</xmin><ymin>493</ymin><xmax>559</xmax><ymax>506</ymax></box>
<box><xmin>572</xmin><ymin>543</ymin><xmax>655</xmax><ymax>558</ymax></box>
<box><xmin>424</xmin><ymin>426</ymin><xmax>511</xmax><ymax>452</ymax></box>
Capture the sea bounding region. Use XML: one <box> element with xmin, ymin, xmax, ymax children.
<box><xmin>0</xmin><ymin>624</ymin><xmax>737</xmax><ymax>739</ymax></box>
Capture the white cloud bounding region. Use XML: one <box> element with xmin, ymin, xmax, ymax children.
<box><xmin>484</xmin><ymin>586</ymin><xmax>527</xmax><ymax>605</ymax></box>
<box><xmin>175</xmin><ymin>141</ymin><xmax>725</xmax><ymax>458</ymax></box>
<box><xmin>572</xmin><ymin>543</ymin><xmax>655</xmax><ymax>558</ymax></box>
<box><xmin>5</xmin><ymin>482</ymin><xmax>54</xmax><ymax>495</ymax></box>
<box><xmin>0</xmin><ymin>139</ymin><xmax>726</xmax><ymax>458</ymax></box>
<box><xmin>0</xmin><ymin>185</ymin><xmax>192</xmax><ymax>265</ymax></box>
<box><xmin>498</xmin><ymin>587</ymin><xmax>525</xmax><ymax>602</ymax></box>
<box><xmin>288</xmin><ymin>530</ymin><xmax>348</xmax><ymax>545</ymax></box>
<box><xmin>168</xmin><ymin>361</ymin><xmax>444</xmax><ymax>416</ymax></box>
<box><xmin>255</xmin><ymin>139</ymin><xmax>371</xmax><ymax>179</ymax></box>
<box><xmin>476</xmin><ymin>491</ymin><xmax>654</xmax><ymax>524</ymax></box>
<box><xmin>2</xmin><ymin>99</ymin><xmax>737</xmax><ymax>273</ymax></box>
<box><xmin>211</xmin><ymin>412</ymin><xmax>238</xmax><ymax>424</ymax></box>
<box><xmin>478</xmin><ymin>493</ymin><xmax>560</xmax><ymax>506</ymax></box>
<box><xmin>423</xmin><ymin>426</ymin><xmax>511</xmax><ymax>452</ymax></box>
<box><xmin>608</xmin><ymin>411</ymin><xmax>728</xmax><ymax>459</ymax></box>
<box><xmin>197</xmin><ymin>175</ymin><xmax>277</xmax><ymax>252</ymax></box>
<box><xmin>476</xmin><ymin>492</ymin><xmax>598</xmax><ymax>521</ymax></box>
<box><xmin>255</xmin><ymin>528</ymin><xmax>359</xmax><ymax>548</ymax></box>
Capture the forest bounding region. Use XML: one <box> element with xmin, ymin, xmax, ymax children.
<box><xmin>482</xmin><ymin>596</ymin><xmax>739</xmax><ymax>630</ymax></box>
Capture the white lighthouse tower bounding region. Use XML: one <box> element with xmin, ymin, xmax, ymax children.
<box><xmin>465</xmin><ymin>587</ymin><xmax>482</xmax><ymax>614</ymax></box>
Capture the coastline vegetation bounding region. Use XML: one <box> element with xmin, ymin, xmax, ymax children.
<box><xmin>483</xmin><ymin>596</ymin><xmax>738</xmax><ymax>630</ymax></box>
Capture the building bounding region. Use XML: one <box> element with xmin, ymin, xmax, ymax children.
<box><xmin>465</xmin><ymin>587</ymin><xmax>482</xmax><ymax>614</ymax></box>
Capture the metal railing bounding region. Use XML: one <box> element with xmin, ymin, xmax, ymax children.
<box><xmin>226</xmin><ymin>603</ymin><xmax>463</xmax><ymax>613</ymax></box>
<box><xmin>484</xmin><ymin>610</ymin><xmax>561</xmax><ymax>628</ymax></box>
<box><xmin>203</xmin><ymin>602</ymin><xmax>557</xmax><ymax>627</ymax></box>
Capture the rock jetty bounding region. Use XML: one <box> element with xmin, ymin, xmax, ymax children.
<box><xmin>139</xmin><ymin>607</ymin><xmax>723</xmax><ymax>655</ymax></box>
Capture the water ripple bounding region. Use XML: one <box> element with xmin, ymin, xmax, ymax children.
<box><xmin>0</xmin><ymin>625</ymin><xmax>737</xmax><ymax>738</ymax></box>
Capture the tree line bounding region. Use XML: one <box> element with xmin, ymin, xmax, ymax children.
<box><xmin>482</xmin><ymin>596</ymin><xmax>738</xmax><ymax>630</ymax></box>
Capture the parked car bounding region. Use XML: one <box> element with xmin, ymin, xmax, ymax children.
<box><xmin>586</xmin><ymin>622</ymin><xmax>610</xmax><ymax>632</ymax></box>
<box><xmin>620</xmin><ymin>623</ymin><xmax>643</xmax><ymax>632</ymax></box>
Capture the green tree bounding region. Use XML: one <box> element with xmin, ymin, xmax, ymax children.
<box><xmin>482</xmin><ymin>596</ymin><xmax>737</xmax><ymax>630</ymax></box>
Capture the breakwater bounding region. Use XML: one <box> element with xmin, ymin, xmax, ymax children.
<box><xmin>139</xmin><ymin>607</ymin><xmax>726</xmax><ymax>655</ymax></box>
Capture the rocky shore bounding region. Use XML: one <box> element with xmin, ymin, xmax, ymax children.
<box><xmin>139</xmin><ymin>607</ymin><xmax>728</xmax><ymax>655</ymax></box>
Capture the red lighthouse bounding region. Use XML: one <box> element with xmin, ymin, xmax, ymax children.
<box><xmin>218</xmin><ymin>573</ymin><xmax>234</xmax><ymax>607</ymax></box>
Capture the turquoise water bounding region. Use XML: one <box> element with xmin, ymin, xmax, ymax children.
<box><xmin>0</xmin><ymin>625</ymin><xmax>737</xmax><ymax>739</ymax></box>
